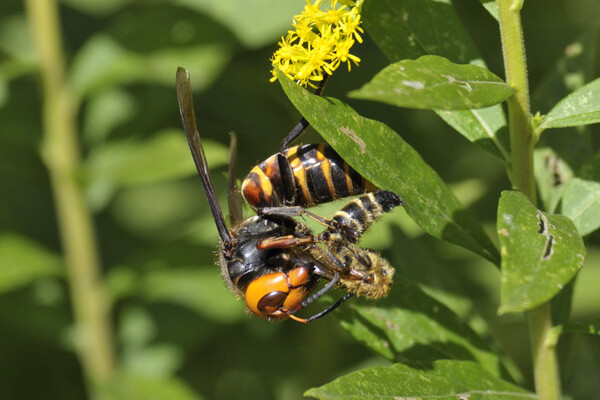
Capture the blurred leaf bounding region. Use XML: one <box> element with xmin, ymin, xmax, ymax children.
<box><xmin>563</xmin><ymin>317</ymin><xmax>600</xmax><ymax>335</ymax></box>
<box><xmin>173</xmin><ymin>0</ymin><xmax>305</xmax><ymax>48</ymax></box>
<box><xmin>567</xmin><ymin>0</ymin><xmax>600</xmax><ymax>29</ymax></box>
<box><xmin>106</xmin><ymin>5</ymin><xmax>238</xmax><ymax>53</ymax></box>
<box><xmin>497</xmin><ymin>191</ymin><xmax>585</xmax><ymax>314</ymax></box>
<box><xmin>83</xmin><ymin>88</ymin><xmax>137</xmax><ymax>145</ymax></box>
<box><xmin>360</xmin><ymin>0</ymin><xmax>508</xmax><ymax>161</ymax></box>
<box><xmin>361</xmin><ymin>0</ymin><xmax>481</xmax><ymax>64</ymax></box>
<box><xmin>0</xmin><ymin>233</ymin><xmax>63</xmax><ymax>294</ymax></box>
<box><xmin>84</xmin><ymin>129</ymin><xmax>229</xmax><ymax>187</ymax></box>
<box><xmin>561</xmin><ymin>333</ymin><xmax>600</xmax><ymax>400</ymax></box>
<box><xmin>118</xmin><ymin>307</ymin><xmax>183</xmax><ymax>378</ymax></box>
<box><xmin>0</xmin><ymin>15</ymin><xmax>35</xmax><ymax>63</ymax></box>
<box><xmin>118</xmin><ymin>307</ymin><xmax>184</xmax><ymax>377</ymax></box>
<box><xmin>84</xmin><ymin>130</ymin><xmax>228</xmax><ymax>212</ymax></box>
<box><xmin>69</xmin><ymin>35</ymin><xmax>231</xmax><ymax>98</ymax></box>
<box><xmin>531</xmin><ymin>34</ymin><xmax>597</xmax><ymax>172</ymax></box>
<box><xmin>550</xmin><ymin>278</ymin><xmax>576</xmax><ymax>329</ymax></box>
<box><xmin>60</xmin><ymin>0</ymin><xmax>134</xmax><ymax>16</ymax></box>
<box><xmin>571</xmin><ymin>248</ymin><xmax>600</xmax><ymax>317</ymax></box>
<box><xmin>562</xmin><ymin>152</ymin><xmax>600</xmax><ymax>236</ymax></box>
<box><xmin>119</xmin><ymin>306</ymin><xmax>156</xmax><ymax>350</ymax></box>
<box><xmin>139</xmin><ymin>267</ymin><xmax>245</xmax><ymax>323</ymax></box>
<box><xmin>123</xmin><ymin>344</ymin><xmax>183</xmax><ymax>378</ymax></box>
<box><xmin>0</xmin><ymin>76</ymin><xmax>7</xmax><ymax>108</ymax></box>
<box><xmin>279</xmin><ymin>71</ymin><xmax>500</xmax><ymax>264</ymax></box>
<box><xmin>214</xmin><ymin>369</ymin><xmax>271</xmax><ymax>400</ymax></box>
<box><xmin>105</xmin><ymin>373</ymin><xmax>204</xmax><ymax>400</ymax></box>
<box><xmin>534</xmin><ymin>147</ymin><xmax>574</xmax><ymax>213</ymax></box>
<box><xmin>0</xmin><ymin>15</ymin><xmax>37</xmax><ymax>107</ymax></box>
<box><xmin>532</xmin><ymin>35</ymin><xmax>598</xmax><ymax>115</ymax></box>
<box><xmin>339</xmin><ymin>277</ymin><xmax>506</xmax><ymax>377</ymax></box>
<box><xmin>349</xmin><ymin>56</ymin><xmax>514</xmax><ymax>110</ymax></box>
<box><xmin>108</xmin><ymin>180</ymin><xmax>218</xmax><ymax>240</ymax></box>
<box><xmin>305</xmin><ymin>360</ymin><xmax>532</xmax><ymax>400</ymax></box>
<box><xmin>538</xmin><ymin>77</ymin><xmax>600</xmax><ymax>131</ymax></box>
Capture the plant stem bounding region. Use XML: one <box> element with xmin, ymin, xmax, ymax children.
<box><xmin>25</xmin><ymin>0</ymin><xmax>116</xmax><ymax>397</ymax></box>
<box><xmin>528</xmin><ymin>302</ymin><xmax>561</xmax><ymax>400</ymax></box>
<box><xmin>497</xmin><ymin>0</ymin><xmax>534</xmax><ymax>200</ymax></box>
<box><xmin>497</xmin><ymin>1</ymin><xmax>561</xmax><ymax>399</ymax></box>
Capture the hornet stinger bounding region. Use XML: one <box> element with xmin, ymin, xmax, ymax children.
<box><xmin>176</xmin><ymin>67</ymin><xmax>403</xmax><ymax>323</ymax></box>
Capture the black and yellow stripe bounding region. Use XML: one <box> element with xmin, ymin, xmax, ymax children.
<box><xmin>242</xmin><ymin>143</ymin><xmax>377</xmax><ymax>209</ymax></box>
<box><xmin>328</xmin><ymin>191</ymin><xmax>403</xmax><ymax>243</ymax></box>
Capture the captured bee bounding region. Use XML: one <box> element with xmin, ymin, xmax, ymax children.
<box><xmin>176</xmin><ymin>67</ymin><xmax>402</xmax><ymax>322</ymax></box>
<box><xmin>256</xmin><ymin>190</ymin><xmax>402</xmax><ymax>310</ymax></box>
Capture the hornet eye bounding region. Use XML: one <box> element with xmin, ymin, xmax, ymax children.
<box><xmin>257</xmin><ymin>291</ymin><xmax>287</xmax><ymax>313</ymax></box>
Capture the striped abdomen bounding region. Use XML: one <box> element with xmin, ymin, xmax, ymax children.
<box><xmin>241</xmin><ymin>143</ymin><xmax>376</xmax><ymax>209</ymax></box>
<box><xmin>326</xmin><ymin>191</ymin><xmax>404</xmax><ymax>243</ymax></box>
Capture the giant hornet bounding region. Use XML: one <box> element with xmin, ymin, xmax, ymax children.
<box><xmin>176</xmin><ymin>67</ymin><xmax>403</xmax><ymax>323</ymax></box>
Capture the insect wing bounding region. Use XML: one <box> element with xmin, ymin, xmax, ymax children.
<box><xmin>176</xmin><ymin>67</ymin><xmax>231</xmax><ymax>242</ymax></box>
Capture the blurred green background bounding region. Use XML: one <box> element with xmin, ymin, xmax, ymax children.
<box><xmin>1</xmin><ymin>0</ymin><xmax>599</xmax><ymax>399</ymax></box>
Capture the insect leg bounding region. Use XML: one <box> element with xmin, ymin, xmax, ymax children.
<box><xmin>258</xmin><ymin>206</ymin><xmax>334</xmax><ymax>228</ymax></box>
<box><xmin>310</xmin><ymin>242</ymin><xmax>373</xmax><ymax>282</ymax></box>
<box><xmin>288</xmin><ymin>271</ymin><xmax>354</xmax><ymax>323</ymax></box>
<box><xmin>278</xmin><ymin>74</ymin><xmax>330</xmax><ymax>152</ymax></box>
<box><xmin>258</xmin><ymin>235</ymin><xmax>314</xmax><ymax>250</ymax></box>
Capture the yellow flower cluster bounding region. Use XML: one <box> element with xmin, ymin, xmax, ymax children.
<box><xmin>270</xmin><ymin>0</ymin><xmax>364</xmax><ymax>88</ymax></box>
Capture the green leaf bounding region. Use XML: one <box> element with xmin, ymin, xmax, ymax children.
<box><xmin>436</xmin><ymin>106</ymin><xmax>509</xmax><ymax>160</ymax></box>
<box><xmin>339</xmin><ymin>277</ymin><xmax>505</xmax><ymax>377</ymax></box>
<box><xmin>0</xmin><ymin>15</ymin><xmax>36</xmax><ymax>63</ymax></box>
<box><xmin>116</xmin><ymin>306</ymin><xmax>184</xmax><ymax>377</ymax></box>
<box><xmin>478</xmin><ymin>0</ymin><xmax>499</xmax><ymax>20</ymax></box>
<box><xmin>532</xmin><ymin>35</ymin><xmax>598</xmax><ymax>116</ymax></box>
<box><xmin>83</xmin><ymin>88</ymin><xmax>137</xmax><ymax>145</ymax></box>
<box><xmin>278</xmin><ymin>71</ymin><xmax>499</xmax><ymax>264</ymax></box>
<box><xmin>349</xmin><ymin>56</ymin><xmax>514</xmax><ymax>110</ymax></box>
<box><xmin>531</xmin><ymin>34</ymin><xmax>597</xmax><ymax>171</ymax></box>
<box><xmin>561</xmin><ymin>152</ymin><xmax>600</xmax><ymax>236</ymax></box>
<box><xmin>104</xmin><ymin>373</ymin><xmax>204</xmax><ymax>400</ymax></box>
<box><xmin>174</xmin><ymin>0</ymin><xmax>306</xmax><ymax>48</ymax></box>
<box><xmin>539</xmin><ymin>77</ymin><xmax>600</xmax><ymax>130</ymax></box>
<box><xmin>534</xmin><ymin>148</ymin><xmax>574</xmax><ymax>214</ymax></box>
<box><xmin>497</xmin><ymin>191</ymin><xmax>585</xmax><ymax>314</ymax></box>
<box><xmin>360</xmin><ymin>0</ymin><xmax>509</xmax><ymax>160</ymax></box>
<box><xmin>69</xmin><ymin>35</ymin><xmax>231</xmax><ymax>98</ymax></box>
<box><xmin>362</xmin><ymin>0</ymin><xmax>481</xmax><ymax>64</ymax></box>
<box><xmin>305</xmin><ymin>360</ymin><xmax>533</xmax><ymax>400</ymax></box>
<box><xmin>0</xmin><ymin>233</ymin><xmax>63</xmax><ymax>294</ymax></box>
<box><xmin>563</xmin><ymin>317</ymin><xmax>600</xmax><ymax>335</ymax></box>
<box><xmin>83</xmin><ymin>129</ymin><xmax>229</xmax><ymax>187</ymax></box>
<box><xmin>138</xmin><ymin>268</ymin><xmax>244</xmax><ymax>323</ymax></box>
<box><xmin>60</xmin><ymin>0</ymin><xmax>133</xmax><ymax>15</ymax></box>
<box><xmin>0</xmin><ymin>15</ymin><xmax>37</xmax><ymax>107</ymax></box>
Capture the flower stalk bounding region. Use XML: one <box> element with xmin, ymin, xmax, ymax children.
<box><xmin>497</xmin><ymin>1</ymin><xmax>561</xmax><ymax>399</ymax></box>
<box><xmin>24</xmin><ymin>0</ymin><xmax>116</xmax><ymax>398</ymax></box>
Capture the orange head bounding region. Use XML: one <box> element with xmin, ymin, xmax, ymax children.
<box><xmin>244</xmin><ymin>267</ymin><xmax>315</xmax><ymax>321</ymax></box>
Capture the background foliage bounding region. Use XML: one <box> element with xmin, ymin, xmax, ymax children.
<box><xmin>0</xmin><ymin>0</ymin><xmax>599</xmax><ymax>399</ymax></box>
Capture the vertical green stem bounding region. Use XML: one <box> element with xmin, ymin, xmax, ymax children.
<box><xmin>498</xmin><ymin>0</ymin><xmax>534</xmax><ymax>200</ymax></box>
<box><xmin>25</xmin><ymin>0</ymin><xmax>116</xmax><ymax>398</ymax></box>
<box><xmin>497</xmin><ymin>1</ymin><xmax>561</xmax><ymax>399</ymax></box>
